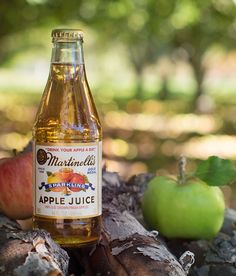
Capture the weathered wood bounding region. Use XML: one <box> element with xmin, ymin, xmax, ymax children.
<box><xmin>71</xmin><ymin>171</ymin><xmax>194</xmax><ymax>276</ymax></box>
<box><xmin>162</xmin><ymin>208</ymin><xmax>236</xmax><ymax>276</ymax></box>
<box><xmin>0</xmin><ymin>151</ymin><xmax>194</xmax><ymax>276</ymax></box>
<box><xmin>0</xmin><ymin>215</ymin><xmax>69</xmax><ymax>276</ymax></box>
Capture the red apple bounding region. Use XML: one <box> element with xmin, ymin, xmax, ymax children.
<box><xmin>57</xmin><ymin>168</ymin><xmax>73</xmax><ymax>182</ymax></box>
<box><xmin>71</xmin><ymin>173</ymin><xmax>85</xmax><ymax>184</ymax></box>
<box><xmin>0</xmin><ymin>152</ymin><xmax>33</xmax><ymax>219</ymax></box>
<box><xmin>70</xmin><ymin>173</ymin><xmax>85</xmax><ymax>192</ymax></box>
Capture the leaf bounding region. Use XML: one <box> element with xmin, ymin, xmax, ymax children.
<box><xmin>194</xmin><ymin>156</ymin><xmax>236</xmax><ymax>186</ymax></box>
<box><xmin>47</xmin><ymin>171</ymin><xmax>52</xmax><ymax>176</ymax></box>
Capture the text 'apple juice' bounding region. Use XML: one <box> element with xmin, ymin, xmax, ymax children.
<box><xmin>32</xmin><ymin>29</ymin><xmax>102</xmax><ymax>247</ymax></box>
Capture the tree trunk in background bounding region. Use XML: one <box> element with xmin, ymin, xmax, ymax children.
<box><xmin>135</xmin><ymin>70</ymin><xmax>144</xmax><ymax>99</ymax></box>
<box><xmin>159</xmin><ymin>74</ymin><xmax>170</xmax><ymax>100</ymax></box>
<box><xmin>128</xmin><ymin>48</ymin><xmax>146</xmax><ymax>100</ymax></box>
<box><xmin>190</xmin><ymin>54</ymin><xmax>206</xmax><ymax>111</ymax></box>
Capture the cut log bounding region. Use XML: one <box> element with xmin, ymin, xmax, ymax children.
<box><xmin>0</xmin><ymin>215</ymin><xmax>69</xmax><ymax>276</ymax></box>
<box><xmin>70</xmin><ymin>171</ymin><xmax>194</xmax><ymax>276</ymax></box>
<box><xmin>186</xmin><ymin>208</ymin><xmax>236</xmax><ymax>276</ymax></box>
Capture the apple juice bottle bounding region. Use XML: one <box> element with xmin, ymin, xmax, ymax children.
<box><xmin>32</xmin><ymin>29</ymin><xmax>102</xmax><ymax>247</ymax></box>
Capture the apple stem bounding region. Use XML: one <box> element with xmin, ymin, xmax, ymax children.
<box><xmin>178</xmin><ymin>155</ymin><xmax>186</xmax><ymax>184</ymax></box>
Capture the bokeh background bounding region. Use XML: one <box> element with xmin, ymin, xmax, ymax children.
<box><xmin>1</xmin><ymin>0</ymin><xmax>236</xmax><ymax>206</ymax></box>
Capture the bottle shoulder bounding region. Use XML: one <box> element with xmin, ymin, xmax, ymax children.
<box><xmin>33</xmin><ymin>64</ymin><xmax>102</xmax><ymax>142</ymax></box>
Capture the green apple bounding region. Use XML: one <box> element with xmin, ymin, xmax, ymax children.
<box><xmin>142</xmin><ymin>175</ymin><xmax>225</xmax><ymax>239</ymax></box>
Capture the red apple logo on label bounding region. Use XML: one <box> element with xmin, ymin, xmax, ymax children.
<box><xmin>70</xmin><ymin>173</ymin><xmax>86</xmax><ymax>192</ymax></box>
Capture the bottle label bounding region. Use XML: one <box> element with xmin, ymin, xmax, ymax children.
<box><xmin>33</xmin><ymin>142</ymin><xmax>102</xmax><ymax>218</ymax></box>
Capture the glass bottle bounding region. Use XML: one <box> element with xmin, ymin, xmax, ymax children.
<box><xmin>32</xmin><ymin>29</ymin><xmax>102</xmax><ymax>247</ymax></box>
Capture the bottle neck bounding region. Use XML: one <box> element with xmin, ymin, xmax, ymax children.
<box><xmin>51</xmin><ymin>40</ymin><xmax>84</xmax><ymax>65</ymax></box>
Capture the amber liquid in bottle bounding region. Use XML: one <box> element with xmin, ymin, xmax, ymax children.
<box><xmin>33</xmin><ymin>30</ymin><xmax>102</xmax><ymax>247</ymax></box>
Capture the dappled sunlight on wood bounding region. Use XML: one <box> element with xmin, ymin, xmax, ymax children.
<box><xmin>0</xmin><ymin>132</ymin><xmax>31</xmax><ymax>151</ymax></box>
<box><xmin>176</xmin><ymin>135</ymin><xmax>236</xmax><ymax>159</ymax></box>
<box><xmin>0</xmin><ymin>94</ymin><xmax>236</xmax><ymax>181</ymax></box>
<box><xmin>0</xmin><ymin>94</ymin><xmax>38</xmax><ymax>153</ymax></box>
<box><xmin>104</xmin><ymin>159</ymin><xmax>148</xmax><ymax>180</ymax></box>
<box><xmin>103</xmin><ymin>138</ymin><xmax>138</xmax><ymax>159</ymax></box>
<box><xmin>104</xmin><ymin>111</ymin><xmax>220</xmax><ymax>138</ymax></box>
<box><xmin>0</xmin><ymin>151</ymin><xmax>12</xmax><ymax>159</ymax></box>
<box><xmin>5</xmin><ymin>105</ymin><xmax>36</xmax><ymax>122</ymax></box>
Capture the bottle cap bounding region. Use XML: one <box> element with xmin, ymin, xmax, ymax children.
<box><xmin>51</xmin><ymin>29</ymin><xmax>83</xmax><ymax>42</ymax></box>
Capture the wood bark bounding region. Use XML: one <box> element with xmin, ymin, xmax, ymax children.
<box><xmin>167</xmin><ymin>208</ymin><xmax>236</xmax><ymax>276</ymax></box>
<box><xmin>69</xmin><ymin>171</ymin><xmax>194</xmax><ymax>276</ymax></box>
<box><xmin>0</xmin><ymin>215</ymin><xmax>69</xmax><ymax>276</ymax></box>
<box><xmin>0</xmin><ymin>166</ymin><xmax>194</xmax><ymax>275</ymax></box>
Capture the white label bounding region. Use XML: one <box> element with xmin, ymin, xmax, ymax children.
<box><xmin>33</xmin><ymin>142</ymin><xmax>102</xmax><ymax>218</ymax></box>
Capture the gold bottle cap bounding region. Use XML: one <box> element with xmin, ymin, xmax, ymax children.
<box><xmin>51</xmin><ymin>29</ymin><xmax>83</xmax><ymax>42</ymax></box>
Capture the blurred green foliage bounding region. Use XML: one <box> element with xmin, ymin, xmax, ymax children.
<box><xmin>1</xmin><ymin>0</ymin><xmax>236</xmax><ymax>101</ymax></box>
<box><xmin>1</xmin><ymin>0</ymin><xmax>236</xmax><ymax>210</ymax></box>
